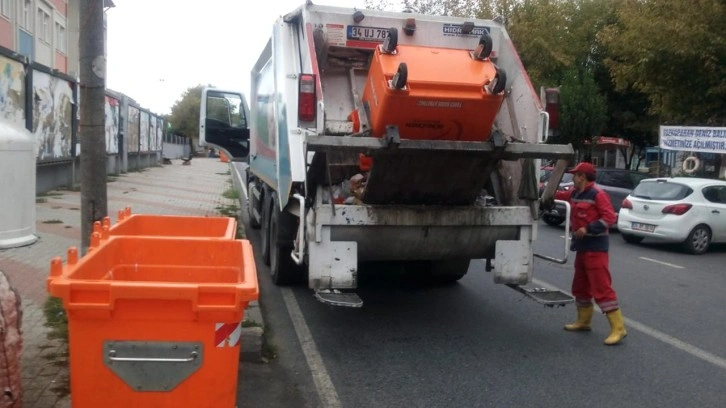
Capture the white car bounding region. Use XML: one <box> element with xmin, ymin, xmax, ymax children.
<box><xmin>617</xmin><ymin>177</ymin><xmax>726</xmax><ymax>254</ymax></box>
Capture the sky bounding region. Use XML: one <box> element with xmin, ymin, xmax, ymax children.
<box><xmin>105</xmin><ymin>0</ymin><xmax>373</xmax><ymax>115</ymax></box>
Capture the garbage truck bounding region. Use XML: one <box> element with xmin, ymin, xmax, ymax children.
<box><xmin>199</xmin><ymin>3</ymin><xmax>574</xmax><ymax>307</ymax></box>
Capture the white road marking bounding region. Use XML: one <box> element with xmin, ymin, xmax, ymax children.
<box><xmin>639</xmin><ymin>256</ymin><xmax>685</xmax><ymax>269</ymax></box>
<box><xmin>281</xmin><ymin>288</ymin><xmax>342</xmax><ymax>408</ymax></box>
<box><xmin>533</xmin><ymin>278</ymin><xmax>726</xmax><ymax>370</ymax></box>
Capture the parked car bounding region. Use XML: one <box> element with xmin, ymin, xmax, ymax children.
<box><xmin>540</xmin><ymin>167</ymin><xmax>649</xmax><ymax>227</ymax></box>
<box><xmin>539</xmin><ymin>166</ymin><xmax>574</xmax><ymax>195</ymax></box>
<box><xmin>617</xmin><ymin>177</ymin><xmax>726</xmax><ymax>254</ymax></box>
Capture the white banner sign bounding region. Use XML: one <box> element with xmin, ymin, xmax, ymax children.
<box><xmin>659</xmin><ymin>126</ymin><xmax>726</xmax><ymax>153</ymax></box>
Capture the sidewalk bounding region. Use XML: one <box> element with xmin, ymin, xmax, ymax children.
<box><xmin>0</xmin><ymin>157</ymin><xmax>260</xmax><ymax>407</ymax></box>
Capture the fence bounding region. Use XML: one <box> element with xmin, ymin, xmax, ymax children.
<box><xmin>0</xmin><ymin>46</ymin><xmax>189</xmax><ymax>193</ymax></box>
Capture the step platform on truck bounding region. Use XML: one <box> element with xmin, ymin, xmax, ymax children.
<box><xmin>507</xmin><ymin>284</ymin><xmax>574</xmax><ymax>307</ymax></box>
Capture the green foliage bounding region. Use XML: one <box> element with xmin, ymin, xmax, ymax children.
<box><xmin>43</xmin><ymin>296</ymin><xmax>69</xmax><ymax>342</ymax></box>
<box><xmin>558</xmin><ymin>67</ymin><xmax>607</xmax><ymax>150</ymax></box>
<box><xmin>167</xmin><ymin>85</ymin><xmax>209</xmax><ymax>145</ymax></box>
<box><xmin>600</xmin><ymin>0</ymin><xmax>726</xmax><ymax>125</ymax></box>
<box><xmin>222</xmin><ymin>188</ymin><xmax>241</xmax><ymax>200</ymax></box>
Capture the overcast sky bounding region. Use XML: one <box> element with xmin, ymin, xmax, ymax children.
<box><xmin>105</xmin><ymin>0</ymin><xmax>375</xmax><ymax>115</ymax></box>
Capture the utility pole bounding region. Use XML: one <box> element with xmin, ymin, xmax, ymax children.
<box><xmin>79</xmin><ymin>0</ymin><xmax>108</xmax><ymax>253</ymax></box>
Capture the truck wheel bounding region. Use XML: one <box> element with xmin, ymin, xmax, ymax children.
<box><xmin>683</xmin><ymin>224</ymin><xmax>711</xmax><ymax>255</ymax></box>
<box><xmin>247</xmin><ymin>180</ymin><xmax>261</xmax><ymax>229</ymax></box>
<box><xmin>269</xmin><ymin>194</ymin><xmax>303</xmax><ymax>285</ymax></box>
<box><xmin>260</xmin><ymin>192</ymin><xmax>272</xmax><ymax>266</ymax></box>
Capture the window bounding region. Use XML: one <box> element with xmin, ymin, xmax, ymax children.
<box><xmin>1</xmin><ymin>0</ymin><xmax>11</xmax><ymax>19</ymax></box>
<box><xmin>37</xmin><ymin>7</ymin><xmax>51</xmax><ymax>43</ymax></box>
<box><xmin>598</xmin><ymin>170</ymin><xmax>634</xmax><ymax>189</ymax></box>
<box><xmin>632</xmin><ymin>181</ymin><xmax>693</xmax><ymax>201</ymax></box>
<box><xmin>702</xmin><ymin>186</ymin><xmax>726</xmax><ymax>204</ymax></box>
<box><xmin>55</xmin><ymin>21</ymin><xmax>66</xmax><ymax>53</ymax></box>
<box><xmin>18</xmin><ymin>0</ymin><xmax>32</xmax><ymax>31</ymax></box>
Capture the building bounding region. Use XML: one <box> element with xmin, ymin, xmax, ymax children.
<box><xmin>0</xmin><ymin>0</ymin><xmax>114</xmax><ymax>77</ymax></box>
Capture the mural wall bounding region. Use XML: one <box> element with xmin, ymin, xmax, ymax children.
<box><xmin>156</xmin><ymin>117</ymin><xmax>164</xmax><ymax>150</ymax></box>
<box><xmin>149</xmin><ymin>116</ymin><xmax>157</xmax><ymax>152</ymax></box>
<box><xmin>0</xmin><ymin>56</ymin><xmax>25</xmax><ymax>127</ymax></box>
<box><xmin>1</xmin><ymin>47</ymin><xmax>165</xmax><ymax>167</ymax></box>
<box><xmin>128</xmin><ymin>106</ymin><xmax>140</xmax><ymax>153</ymax></box>
<box><xmin>105</xmin><ymin>96</ymin><xmax>120</xmax><ymax>154</ymax></box>
<box><xmin>140</xmin><ymin>111</ymin><xmax>149</xmax><ymax>152</ymax></box>
<box><xmin>33</xmin><ymin>70</ymin><xmax>73</xmax><ymax>161</ymax></box>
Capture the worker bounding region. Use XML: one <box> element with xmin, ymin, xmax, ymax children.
<box><xmin>554</xmin><ymin>162</ymin><xmax>627</xmax><ymax>345</ymax></box>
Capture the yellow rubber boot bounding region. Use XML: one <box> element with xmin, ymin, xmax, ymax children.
<box><xmin>564</xmin><ymin>305</ymin><xmax>594</xmax><ymax>332</ymax></box>
<box><xmin>604</xmin><ymin>309</ymin><xmax>627</xmax><ymax>345</ymax></box>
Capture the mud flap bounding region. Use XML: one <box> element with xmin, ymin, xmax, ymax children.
<box><xmin>493</xmin><ymin>239</ymin><xmax>531</xmax><ymax>285</ymax></box>
<box><xmin>308</xmin><ymin>226</ymin><xmax>358</xmax><ymax>290</ymax></box>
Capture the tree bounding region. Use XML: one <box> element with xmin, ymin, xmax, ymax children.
<box><xmin>600</xmin><ymin>0</ymin><xmax>726</xmax><ymax>125</ymax></box>
<box><xmin>557</xmin><ymin>67</ymin><xmax>607</xmax><ymax>156</ymax></box>
<box><xmin>167</xmin><ymin>85</ymin><xmax>208</xmax><ymax>147</ymax></box>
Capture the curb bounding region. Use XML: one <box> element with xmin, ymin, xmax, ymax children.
<box><xmin>229</xmin><ymin>161</ymin><xmax>266</xmax><ymax>364</ymax></box>
<box><xmin>240</xmin><ymin>301</ymin><xmax>265</xmax><ymax>363</ymax></box>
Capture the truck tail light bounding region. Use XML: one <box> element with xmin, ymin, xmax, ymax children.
<box><xmin>662</xmin><ymin>203</ymin><xmax>692</xmax><ymax>215</ymax></box>
<box><xmin>299</xmin><ymin>74</ymin><xmax>316</xmax><ymax>122</ymax></box>
<box><xmin>621</xmin><ymin>198</ymin><xmax>633</xmax><ymax>210</ymax></box>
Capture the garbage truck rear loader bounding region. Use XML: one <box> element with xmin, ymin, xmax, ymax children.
<box><xmin>200</xmin><ymin>4</ymin><xmax>574</xmax><ymax>307</ymax></box>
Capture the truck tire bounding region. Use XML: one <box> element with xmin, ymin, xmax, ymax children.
<box><xmin>260</xmin><ymin>191</ymin><xmax>272</xmax><ymax>266</ymax></box>
<box><xmin>247</xmin><ymin>179</ymin><xmax>261</xmax><ymax>229</ymax></box>
<box><xmin>269</xmin><ymin>193</ymin><xmax>303</xmax><ymax>285</ymax></box>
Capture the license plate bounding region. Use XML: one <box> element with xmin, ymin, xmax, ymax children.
<box><xmin>347</xmin><ymin>26</ymin><xmax>389</xmax><ymax>42</ymax></box>
<box><xmin>631</xmin><ymin>222</ymin><xmax>655</xmax><ymax>232</ymax></box>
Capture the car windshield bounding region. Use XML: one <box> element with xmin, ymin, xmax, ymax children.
<box><xmin>631</xmin><ymin>181</ymin><xmax>693</xmax><ymax>200</ymax></box>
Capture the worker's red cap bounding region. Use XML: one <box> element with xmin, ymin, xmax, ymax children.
<box><xmin>566</xmin><ymin>162</ymin><xmax>596</xmax><ymax>176</ymax></box>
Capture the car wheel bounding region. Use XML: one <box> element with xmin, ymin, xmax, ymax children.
<box><xmin>621</xmin><ymin>233</ymin><xmax>644</xmax><ymax>244</ymax></box>
<box><xmin>683</xmin><ymin>224</ymin><xmax>711</xmax><ymax>255</ymax></box>
<box><xmin>542</xmin><ymin>214</ymin><xmax>564</xmax><ymax>226</ymax></box>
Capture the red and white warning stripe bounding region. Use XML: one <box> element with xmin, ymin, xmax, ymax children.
<box><xmin>215</xmin><ymin>322</ymin><xmax>242</xmax><ymax>348</ymax></box>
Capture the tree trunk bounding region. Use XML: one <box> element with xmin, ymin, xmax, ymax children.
<box><xmin>79</xmin><ymin>0</ymin><xmax>108</xmax><ymax>253</ymax></box>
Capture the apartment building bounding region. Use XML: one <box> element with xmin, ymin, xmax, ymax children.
<box><xmin>1</xmin><ymin>0</ymin><xmax>112</xmax><ymax>77</ymax></box>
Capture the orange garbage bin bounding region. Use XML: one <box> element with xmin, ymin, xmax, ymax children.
<box><xmin>47</xmin><ymin>236</ymin><xmax>258</xmax><ymax>408</ymax></box>
<box><xmin>97</xmin><ymin>207</ymin><xmax>237</xmax><ymax>240</ymax></box>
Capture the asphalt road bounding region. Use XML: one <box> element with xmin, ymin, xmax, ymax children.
<box><xmin>238</xmin><ymin>216</ymin><xmax>726</xmax><ymax>408</ymax></box>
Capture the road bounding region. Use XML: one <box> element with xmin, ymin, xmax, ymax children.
<box><xmin>238</xmin><ymin>216</ymin><xmax>726</xmax><ymax>408</ymax></box>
